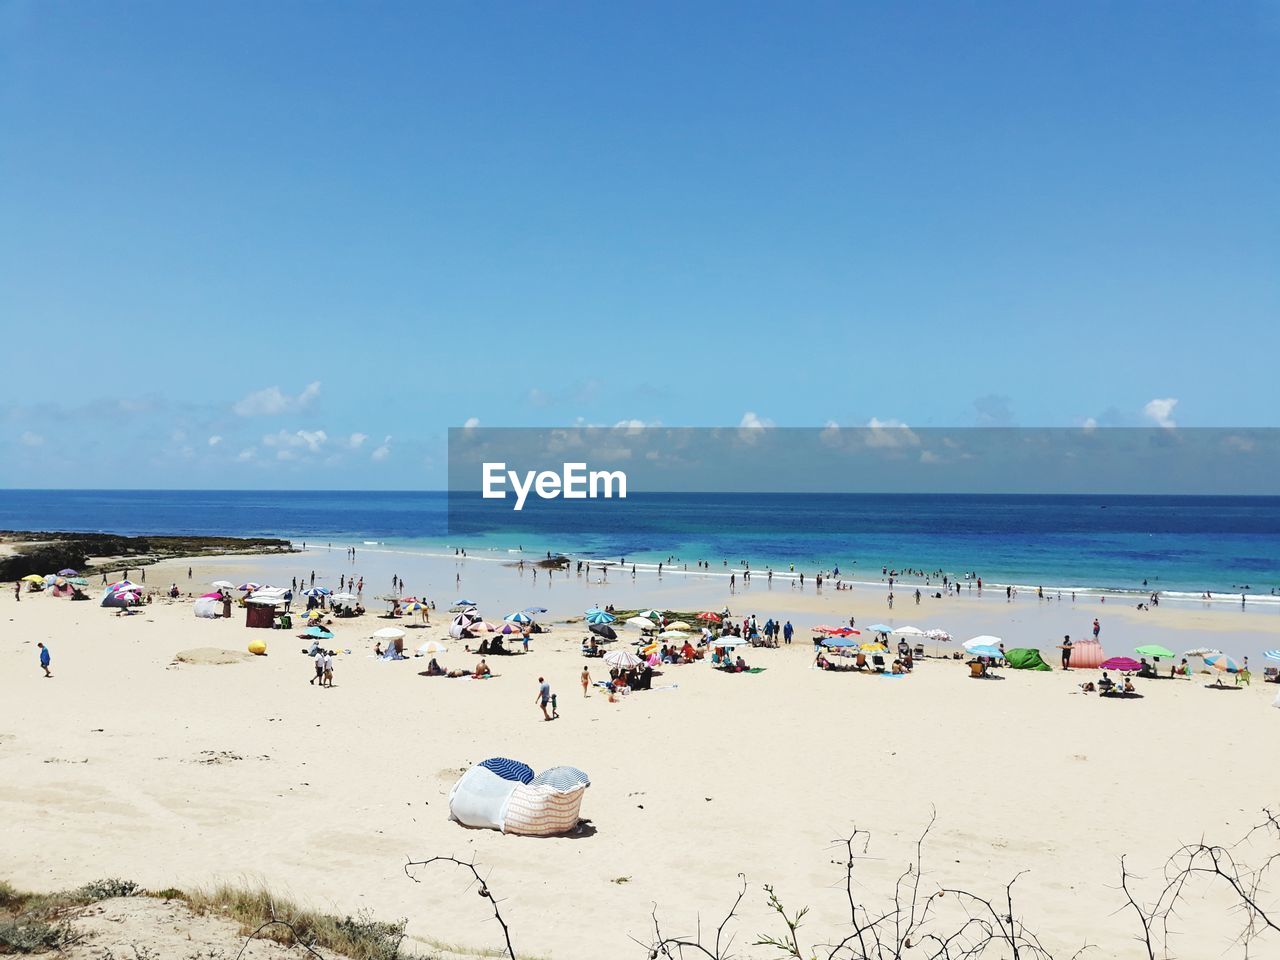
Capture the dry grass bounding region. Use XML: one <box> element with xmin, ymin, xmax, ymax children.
<box><xmin>0</xmin><ymin>878</ymin><xmax>418</xmax><ymax>959</ymax></box>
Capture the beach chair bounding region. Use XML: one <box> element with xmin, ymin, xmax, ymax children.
<box><xmin>1235</xmin><ymin>669</ymin><xmax>1251</xmax><ymax>686</ymax></box>
<box><xmin>1264</xmin><ymin>667</ymin><xmax>1278</xmax><ymax>683</ymax></box>
<box><xmin>968</xmin><ymin>661</ymin><xmax>985</xmax><ymax>678</ymax></box>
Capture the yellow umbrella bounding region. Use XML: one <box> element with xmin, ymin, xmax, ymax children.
<box><xmin>859</xmin><ymin>642</ymin><xmax>887</xmax><ymax>654</ymax></box>
<box><xmin>21</xmin><ymin>574</ymin><xmax>44</xmax><ymax>583</ymax></box>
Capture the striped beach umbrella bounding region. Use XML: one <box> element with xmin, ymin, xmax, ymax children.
<box><xmin>585</xmin><ymin>609</ymin><xmax>615</xmax><ymax>624</ymax></box>
<box><xmin>1100</xmin><ymin>657</ymin><xmax>1143</xmax><ymax>672</ymax></box>
<box><xmin>529</xmin><ymin>766</ymin><xmax>591</xmax><ymax>790</ymax></box>
<box><xmin>1264</xmin><ymin>650</ymin><xmax>1280</xmax><ymax>662</ymax></box>
<box><xmin>504</xmin><ymin>611</ymin><xmax>534</xmax><ymax>624</ymax></box>
<box><xmin>479</xmin><ymin>757</ymin><xmax>534</xmax><ymax>784</ymax></box>
<box><xmin>1204</xmin><ymin>653</ymin><xmax>1241</xmax><ymax>673</ymax></box>
<box><xmin>603</xmin><ymin>649</ymin><xmax>641</xmax><ymax>668</ymax></box>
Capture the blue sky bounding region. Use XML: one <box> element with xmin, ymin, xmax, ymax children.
<box><xmin>2</xmin><ymin>1</ymin><xmax>1277</xmax><ymax>489</ymax></box>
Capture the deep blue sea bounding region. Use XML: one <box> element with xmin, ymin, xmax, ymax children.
<box><xmin>1</xmin><ymin>490</ymin><xmax>1278</xmax><ymax>599</ymax></box>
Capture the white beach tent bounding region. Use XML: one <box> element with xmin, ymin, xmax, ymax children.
<box><xmin>193</xmin><ymin>597</ymin><xmax>222</xmax><ymax>619</ymax></box>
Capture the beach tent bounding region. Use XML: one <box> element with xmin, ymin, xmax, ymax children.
<box><xmin>193</xmin><ymin>597</ymin><xmax>222</xmax><ymax>618</ymax></box>
<box><xmin>448</xmin><ymin>758</ymin><xmax>589</xmax><ymax>836</ymax></box>
<box><xmin>1066</xmin><ymin>639</ymin><xmax>1106</xmax><ymax>669</ymax></box>
<box><xmin>1004</xmin><ymin>648</ymin><xmax>1053</xmax><ymax>671</ymax></box>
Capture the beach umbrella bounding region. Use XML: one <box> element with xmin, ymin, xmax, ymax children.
<box><xmin>867</xmin><ymin>623</ymin><xmax>893</xmax><ymax>634</ymax></box>
<box><xmin>417</xmin><ymin>640</ymin><xmax>448</xmax><ymax>655</ymax></box>
<box><xmin>585</xmin><ymin>609</ymin><xmax>616</xmax><ymax>625</ymax></box>
<box><xmin>697</xmin><ymin>612</ymin><xmax>722</xmax><ymax>623</ymax></box>
<box><xmin>199</xmin><ymin>591</ymin><xmax>224</xmax><ymax>599</ymax></box>
<box><xmin>454</xmin><ymin>598</ymin><xmax>476</xmax><ymax>606</ymax></box>
<box><xmin>967</xmin><ymin>644</ymin><xmax>1002</xmax><ymax>659</ymax></box>
<box><xmin>636</xmin><ymin>609</ymin><xmax>662</xmax><ymax>622</ymax></box>
<box><xmin>625</xmin><ymin>616</ymin><xmax>656</xmax><ymax>630</ymax></box>
<box><xmin>504</xmin><ymin>611</ymin><xmax>534</xmax><ymax>624</ymax></box>
<box><xmin>302</xmin><ymin>587</ymin><xmax>330</xmax><ymax>598</ymax></box>
<box><xmin>372</xmin><ymin>627</ymin><xmax>405</xmax><ymax>640</ymax></box>
<box><xmin>57</xmin><ymin>568</ymin><xmax>78</xmax><ymax>576</ymax></box>
<box><xmin>859</xmin><ymin>642</ymin><xmax>888</xmax><ymax>654</ymax></box>
<box><xmin>821</xmin><ymin>637</ymin><xmax>858</xmax><ymax>648</ymax></box>
<box><xmin>894</xmin><ymin>626</ymin><xmax>926</xmax><ymax>637</ymax></box>
<box><xmin>237</xmin><ymin>582</ymin><xmax>260</xmax><ymax>592</ymax></box>
<box><xmin>523</xmin><ymin>606</ymin><xmax>548</xmax><ymax>614</ymax></box>
<box><xmin>210</xmin><ymin>579</ymin><xmax>234</xmax><ymax>589</ymax></box>
<box><xmin>811</xmin><ymin>625</ymin><xmax>836</xmax><ymax>634</ymax></box>
<box><xmin>1182</xmin><ymin>647</ymin><xmax>1221</xmax><ymax>658</ymax></box>
<box><xmin>305</xmin><ymin>626</ymin><xmax>334</xmax><ymax>640</ymax></box>
<box><xmin>1135</xmin><ymin>644</ymin><xmax>1176</xmax><ymax>660</ymax></box>
<box><xmin>69</xmin><ymin>577</ymin><xmax>88</xmax><ymax>586</ymax></box>
<box><xmin>657</xmin><ymin>630</ymin><xmax>688</xmax><ymax>640</ymax></box>
<box><xmin>716</xmin><ymin>636</ymin><xmax>748</xmax><ymax>648</ymax></box>
<box><xmin>331</xmin><ymin>592</ymin><xmax>358</xmax><ymax>604</ymax></box>
<box><xmin>664</xmin><ymin>621</ymin><xmax>692</xmax><ymax>631</ymax></box>
<box><xmin>965</xmin><ymin>635</ymin><xmax>1003</xmax><ymax>651</ymax></box>
<box><xmin>603</xmin><ymin>650</ymin><xmax>641</xmax><ymax>668</ymax></box>
<box><xmin>1204</xmin><ymin>653</ymin><xmax>1241</xmax><ymax>673</ymax></box>
<box><xmin>589</xmin><ymin>623</ymin><xmax>617</xmax><ymax>640</ymax></box>
<box><xmin>1265</xmin><ymin>650</ymin><xmax>1280</xmax><ymax>662</ymax></box>
<box><xmin>468</xmin><ymin>620</ymin><xmax>497</xmax><ymax>633</ymax></box>
<box><xmin>926</xmin><ymin>629</ymin><xmax>951</xmax><ymax>640</ymax></box>
<box><xmin>1100</xmin><ymin>657</ymin><xmax>1143</xmax><ymax>672</ymax></box>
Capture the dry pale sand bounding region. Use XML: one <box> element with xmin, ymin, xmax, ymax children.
<box><xmin>3</xmin><ymin>553</ymin><xmax>1278</xmax><ymax>959</ymax></box>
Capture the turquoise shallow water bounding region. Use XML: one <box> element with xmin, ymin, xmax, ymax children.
<box><xmin>1</xmin><ymin>490</ymin><xmax>1278</xmax><ymax>600</ymax></box>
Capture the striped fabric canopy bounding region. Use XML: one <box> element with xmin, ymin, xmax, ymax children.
<box><xmin>479</xmin><ymin>757</ymin><xmax>534</xmax><ymax>784</ymax></box>
<box><xmin>1265</xmin><ymin>650</ymin><xmax>1280</xmax><ymax>662</ymax></box>
<box><xmin>529</xmin><ymin>766</ymin><xmax>591</xmax><ymax>791</ymax></box>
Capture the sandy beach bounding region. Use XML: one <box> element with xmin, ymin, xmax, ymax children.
<box><xmin>3</xmin><ymin>546</ymin><xmax>1277</xmax><ymax>959</ymax></box>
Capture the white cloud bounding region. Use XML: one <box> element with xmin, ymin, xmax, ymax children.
<box><xmin>372</xmin><ymin>436</ymin><xmax>392</xmax><ymax>461</ymax></box>
<box><xmin>463</xmin><ymin>417</ymin><xmax>481</xmax><ymax>430</ymax></box>
<box><xmin>864</xmin><ymin>417</ymin><xmax>920</xmax><ymax>448</ymax></box>
<box><xmin>1143</xmin><ymin>397</ymin><xmax>1178</xmax><ymax>429</ymax></box>
<box><xmin>20</xmin><ymin>431</ymin><xmax>44</xmax><ymax>447</ymax></box>
<box><xmin>919</xmin><ymin>450</ymin><xmax>940</xmax><ymax>464</ymax></box>
<box><xmin>347</xmin><ymin>432</ymin><xmax>368</xmax><ymax>449</ymax></box>
<box><xmin>208</xmin><ymin>435</ymin><xmax>223</xmax><ymax>446</ymax></box>
<box><xmin>236</xmin><ymin>447</ymin><xmax>256</xmax><ymax>462</ymax></box>
<box><xmin>736</xmin><ymin>411</ymin><xmax>773</xmax><ymax>445</ymax></box>
<box><xmin>233</xmin><ymin>381</ymin><xmax>321</xmax><ymax>417</ymax></box>
<box><xmin>262</xmin><ymin>429</ymin><xmax>328</xmax><ymax>453</ymax></box>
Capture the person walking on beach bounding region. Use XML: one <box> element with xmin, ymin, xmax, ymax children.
<box><xmin>1092</xmin><ymin>618</ymin><xmax>1101</xmax><ymax>639</ymax></box>
<box><xmin>310</xmin><ymin>648</ymin><xmax>325</xmax><ymax>686</ymax></box>
<box><xmin>581</xmin><ymin>666</ymin><xmax>591</xmax><ymax>697</ymax></box>
<box><xmin>1060</xmin><ymin>635</ymin><xmax>1072</xmax><ymax>670</ymax></box>
<box><xmin>13</xmin><ymin>581</ymin><xmax>20</xmax><ymax>602</ymax></box>
<box><xmin>783</xmin><ymin>620</ymin><xmax>793</xmax><ymax>645</ymax></box>
<box><xmin>536</xmin><ymin>677</ymin><xmax>554</xmax><ymax>721</ymax></box>
<box><xmin>38</xmin><ymin>642</ymin><xmax>51</xmax><ymax>677</ymax></box>
<box><xmin>322</xmin><ymin>651</ymin><xmax>334</xmax><ymax>688</ymax></box>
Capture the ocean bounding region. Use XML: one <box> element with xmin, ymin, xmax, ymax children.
<box><xmin>1</xmin><ymin>490</ymin><xmax>1278</xmax><ymax>601</ymax></box>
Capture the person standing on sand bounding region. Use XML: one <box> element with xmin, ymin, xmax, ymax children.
<box><xmin>1093</xmin><ymin>618</ymin><xmax>1101</xmax><ymax>639</ymax></box>
<box><xmin>323</xmin><ymin>651</ymin><xmax>334</xmax><ymax>688</ymax></box>
<box><xmin>1061</xmin><ymin>635</ymin><xmax>1072</xmax><ymax>670</ymax></box>
<box><xmin>14</xmin><ymin>581</ymin><xmax>20</xmax><ymax>602</ymax></box>
<box><xmin>581</xmin><ymin>666</ymin><xmax>591</xmax><ymax>696</ymax></box>
<box><xmin>310</xmin><ymin>648</ymin><xmax>325</xmax><ymax>686</ymax></box>
<box><xmin>536</xmin><ymin>677</ymin><xmax>554</xmax><ymax>720</ymax></box>
<box><xmin>38</xmin><ymin>642</ymin><xmax>51</xmax><ymax>677</ymax></box>
<box><xmin>783</xmin><ymin>620</ymin><xmax>793</xmax><ymax>645</ymax></box>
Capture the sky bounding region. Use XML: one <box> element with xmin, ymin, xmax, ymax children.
<box><xmin>1</xmin><ymin>1</ymin><xmax>1277</xmax><ymax>489</ymax></box>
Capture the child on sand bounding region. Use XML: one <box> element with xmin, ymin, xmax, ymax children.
<box><xmin>38</xmin><ymin>642</ymin><xmax>51</xmax><ymax>677</ymax></box>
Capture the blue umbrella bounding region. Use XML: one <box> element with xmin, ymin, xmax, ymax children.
<box><xmin>302</xmin><ymin>587</ymin><xmax>329</xmax><ymax>597</ymax></box>
<box><xmin>1265</xmin><ymin>650</ymin><xmax>1280</xmax><ymax>662</ymax></box>
<box><xmin>505</xmin><ymin>611</ymin><xmax>534</xmax><ymax>624</ymax></box>
<box><xmin>968</xmin><ymin>644</ymin><xmax>1002</xmax><ymax>658</ymax></box>
<box><xmin>524</xmin><ymin>606</ymin><xmax>548</xmax><ymax>614</ymax></box>
<box><xmin>821</xmin><ymin>637</ymin><xmax>858</xmax><ymax>648</ymax></box>
<box><xmin>867</xmin><ymin>623</ymin><xmax>893</xmax><ymax>634</ymax></box>
<box><xmin>305</xmin><ymin>626</ymin><xmax>334</xmax><ymax>639</ymax></box>
<box><xmin>1204</xmin><ymin>653</ymin><xmax>1242</xmax><ymax>673</ymax></box>
<box><xmin>585</xmin><ymin>609</ymin><xmax>616</xmax><ymax>624</ymax></box>
<box><xmin>455</xmin><ymin>599</ymin><xmax>476</xmax><ymax>606</ymax></box>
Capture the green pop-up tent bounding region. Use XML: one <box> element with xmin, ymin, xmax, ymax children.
<box><xmin>1004</xmin><ymin>648</ymin><xmax>1053</xmax><ymax>671</ymax></box>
